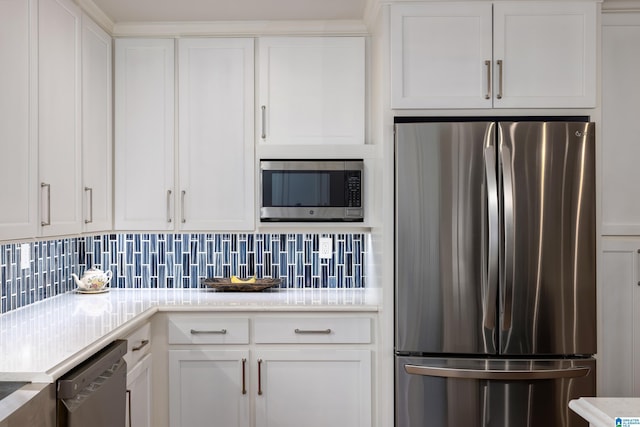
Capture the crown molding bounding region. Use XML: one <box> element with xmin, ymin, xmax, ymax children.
<box><xmin>602</xmin><ymin>0</ymin><xmax>640</xmax><ymax>12</ymax></box>
<box><xmin>363</xmin><ymin>0</ymin><xmax>387</xmax><ymax>29</ymax></box>
<box><xmin>74</xmin><ymin>0</ymin><xmax>114</xmax><ymax>33</ymax></box>
<box><xmin>111</xmin><ymin>19</ymin><xmax>368</xmax><ymax>37</ymax></box>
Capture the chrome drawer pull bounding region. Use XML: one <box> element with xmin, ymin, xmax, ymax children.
<box><xmin>132</xmin><ymin>340</ymin><xmax>150</xmax><ymax>352</ymax></box>
<box><xmin>294</xmin><ymin>328</ymin><xmax>332</xmax><ymax>334</ymax></box>
<box><xmin>190</xmin><ymin>329</ymin><xmax>227</xmax><ymax>335</ymax></box>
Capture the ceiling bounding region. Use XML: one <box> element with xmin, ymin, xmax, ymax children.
<box><xmin>91</xmin><ymin>0</ymin><xmax>369</xmax><ymax>23</ymax></box>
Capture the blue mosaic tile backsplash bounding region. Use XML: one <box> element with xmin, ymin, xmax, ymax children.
<box><xmin>79</xmin><ymin>233</ymin><xmax>366</xmax><ymax>290</ymax></box>
<box><xmin>0</xmin><ymin>233</ymin><xmax>367</xmax><ymax>314</ymax></box>
<box><xmin>0</xmin><ymin>239</ymin><xmax>79</xmax><ymax>314</ymax></box>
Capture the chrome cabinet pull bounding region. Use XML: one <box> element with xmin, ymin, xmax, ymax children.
<box><xmin>181</xmin><ymin>190</ymin><xmax>186</xmax><ymax>223</ymax></box>
<box><xmin>294</xmin><ymin>328</ymin><xmax>332</xmax><ymax>334</ymax></box>
<box><xmin>166</xmin><ymin>190</ymin><xmax>172</xmax><ymax>223</ymax></box>
<box><xmin>261</xmin><ymin>105</ymin><xmax>266</xmax><ymax>139</ymax></box>
<box><xmin>496</xmin><ymin>59</ymin><xmax>504</xmax><ymax>99</ymax></box>
<box><xmin>41</xmin><ymin>182</ymin><xmax>51</xmax><ymax>226</ymax></box>
<box><xmin>241</xmin><ymin>358</ymin><xmax>247</xmax><ymax>395</ymax></box>
<box><xmin>257</xmin><ymin>358</ymin><xmax>263</xmax><ymax>395</ymax></box>
<box><xmin>484</xmin><ymin>60</ymin><xmax>491</xmax><ymax>100</ymax></box>
<box><xmin>131</xmin><ymin>340</ymin><xmax>149</xmax><ymax>352</ymax></box>
<box><xmin>637</xmin><ymin>249</ymin><xmax>640</xmax><ymax>286</ymax></box>
<box><xmin>190</xmin><ymin>329</ymin><xmax>227</xmax><ymax>335</ymax></box>
<box><xmin>84</xmin><ymin>187</ymin><xmax>93</xmax><ymax>224</ymax></box>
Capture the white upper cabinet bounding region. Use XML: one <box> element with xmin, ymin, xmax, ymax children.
<box><xmin>492</xmin><ymin>2</ymin><xmax>596</xmax><ymax>108</ymax></box>
<box><xmin>115</xmin><ymin>39</ymin><xmax>175</xmax><ymax>230</ymax></box>
<box><xmin>391</xmin><ymin>3</ymin><xmax>493</xmax><ymax>109</ymax></box>
<box><xmin>391</xmin><ymin>1</ymin><xmax>596</xmax><ymax>109</ymax></box>
<box><xmin>0</xmin><ymin>0</ymin><xmax>38</xmax><ymax>241</ymax></box>
<box><xmin>81</xmin><ymin>15</ymin><xmax>112</xmax><ymax>233</ymax></box>
<box><xmin>178</xmin><ymin>38</ymin><xmax>254</xmax><ymax>231</ymax></box>
<box><xmin>258</xmin><ymin>37</ymin><xmax>365</xmax><ymax>145</ymax></box>
<box><xmin>601</xmin><ymin>15</ymin><xmax>640</xmax><ymax>235</ymax></box>
<box><xmin>38</xmin><ymin>0</ymin><xmax>82</xmax><ymax>236</ymax></box>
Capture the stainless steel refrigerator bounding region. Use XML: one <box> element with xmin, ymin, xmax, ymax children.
<box><xmin>395</xmin><ymin>120</ymin><xmax>596</xmax><ymax>427</ymax></box>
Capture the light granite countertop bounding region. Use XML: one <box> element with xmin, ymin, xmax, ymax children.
<box><xmin>0</xmin><ymin>288</ymin><xmax>379</xmax><ymax>383</ymax></box>
<box><xmin>570</xmin><ymin>397</ymin><xmax>640</xmax><ymax>427</ymax></box>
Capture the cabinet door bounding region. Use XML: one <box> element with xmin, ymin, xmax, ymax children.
<box><xmin>81</xmin><ymin>15</ymin><xmax>112</xmax><ymax>232</ymax></box>
<box><xmin>178</xmin><ymin>38</ymin><xmax>254</xmax><ymax>230</ymax></box>
<box><xmin>600</xmin><ymin>239</ymin><xmax>640</xmax><ymax>396</ymax></box>
<box><xmin>38</xmin><ymin>0</ymin><xmax>82</xmax><ymax>236</ymax></box>
<box><xmin>0</xmin><ymin>0</ymin><xmax>37</xmax><ymax>240</ymax></box>
<box><xmin>493</xmin><ymin>2</ymin><xmax>596</xmax><ymax>108</ymax></box>
<box><xmin>390</xmin><ymin>3</ymin><xmax>493</xmax><ymax>109</ymax></box>
<box><xmin>127</xmin><ymin>354</ymin><xmax>152</xmax><ymax>427</ymax></box>
<box><xmin>169</xmin><ymin>349</ymin><xmax>249</xmax><ymax>427</ymax></box>
<box><xmin>601</xmin><ymin>17</ymin><xmax>640</xmax><ymax>235</ymax></box>
<box><xmin>115</xmin><ymin>39</ymin><xmax>175</xmax><ymax>230</ymax></box>
<box><xmin>255</xmin><ymin>350</ymin><xmax>371</xmax><ymax>427</ymax></box>
<box><xmin>258</xmin><ymin>37</ymin><xmax>365</xmax><ymax>145</ymax></box>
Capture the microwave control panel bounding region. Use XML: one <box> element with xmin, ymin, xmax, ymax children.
<box><xmin>346</xmin><ymin>172</ymin><xmax>362</xmax><ymax>208</ymax></box>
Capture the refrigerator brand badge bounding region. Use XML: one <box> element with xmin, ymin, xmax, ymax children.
<box><xmin>616</xmin><ymin>417</ymin><xmax>640</xmax><ymax>427</ymax></box>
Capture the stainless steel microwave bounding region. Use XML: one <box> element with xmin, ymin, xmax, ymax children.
<box><xmin>260</xmin><ymin>160</ymin><xmax>364</xmax><ymax>222</ymax></box>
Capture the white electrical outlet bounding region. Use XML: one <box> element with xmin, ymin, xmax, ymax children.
<box><xmin>20</xmin><ymin>243</ymin><xmax>30</xmax><ymax>270</ymax></box>
<box><xmin>319</xmin><ymin>237</ymin><xmax>333</xmax><ymax>259</ymax></box>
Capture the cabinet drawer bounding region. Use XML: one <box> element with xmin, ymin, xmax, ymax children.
<box><xmin>124</xmin><ymin>323</ymin><xmax>151</xmax><ymax>369</ymax></box>
<box><xmin>168</xmin><ymin>316</ymin><xmax>249</xmax><ymax>345</ymax></box>
<box><xmin>254</xmin><ymin>317</ymin><xmax>371</xmax><ymax>344</ymax></box>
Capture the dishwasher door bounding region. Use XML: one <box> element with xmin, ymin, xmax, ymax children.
<box><xmin>57</xmin><ymin>340</ymin><xmax>127</xmax><ymax>427</ymax></box>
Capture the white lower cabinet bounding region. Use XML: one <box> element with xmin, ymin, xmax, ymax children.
<box><xmin>599</xmin><ymin>238</ymin><xmax>640</xmax><ymax>396</ymax></box>
<box><xmin>255</xmin><ymin>350</ymin><xmax>371</xmax><ymax>427</ymax></box>
<box><xmin>125</xmin><ymin>323</ymin><xmax>153</xmax><ymax>427</ymax></box>
<box><xmin>127</xmin><ymin>354</ymin><xmax>153</xmax><ymax>427</ymax></box>
<box><xmin>169</xmin><ymin>350</ymin><xmax>250</xmax><ymax>427</ymax></box>
<box><xmin>166</xmin><ymin>314</ymin><xmax>373</xmax><ymax>427</ymax></box>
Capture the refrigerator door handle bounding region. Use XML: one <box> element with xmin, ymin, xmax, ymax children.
<box><xmin>500</xmin><ymin>144</ymin><xmax>515</xmax><ymax>332</ymax></box>
<box><xmin>404</xmin><ymin>364</ymin><xmax>591</xmax><ymax>380</ymax></box>
<box><xmin>483</xmin><ymin>145</ymin><xmax>499</xmax><ymax>331</ymax></box>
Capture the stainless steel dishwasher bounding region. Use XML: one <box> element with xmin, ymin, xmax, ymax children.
<box><xmin>57</xmin><ymin>340</ymin><xmax>127</xmax><ymax>427</ymax></box>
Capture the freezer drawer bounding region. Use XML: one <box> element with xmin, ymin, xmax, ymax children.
<box><xmin>396</xmin><ymin>356</ymin><xmax>595</xmax><ymax>427</ymax></box>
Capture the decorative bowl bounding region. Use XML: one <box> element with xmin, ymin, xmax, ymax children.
<box><xmin>201</xmin><ymin>278</ymin><xmax>282</xmax><ymax>292</ymax></box>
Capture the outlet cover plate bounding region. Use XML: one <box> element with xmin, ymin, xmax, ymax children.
<box><xmin>319</xmin><ymin>237</ymin><xmax>333</xmax><ymax>259</ymax></box>
<box><xmin>20</xmin><ymin>243</ymin><xmax>30</xmax><ymax>270</ymax></box>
